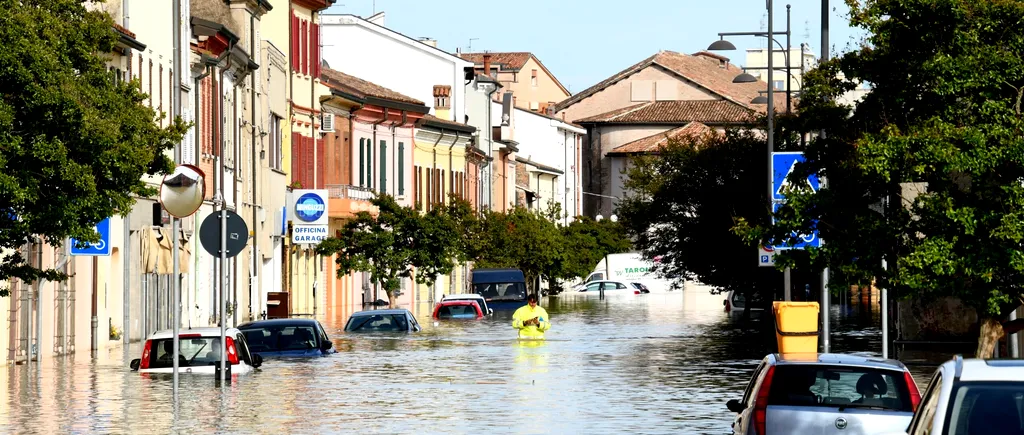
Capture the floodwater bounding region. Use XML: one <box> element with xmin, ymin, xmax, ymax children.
<box><xmin>0</xmin><ymin>290</ymin><xmax>930</xmax><ymax>434</ymax></box>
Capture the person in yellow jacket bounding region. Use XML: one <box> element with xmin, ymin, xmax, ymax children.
<box><xmin>512</xmin><ymin>294</ymin><xmax>550</xmax><ymax>340</ymax></box>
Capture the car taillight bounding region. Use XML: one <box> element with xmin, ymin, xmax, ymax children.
<box><xmin>180</xmin><ymin>333</ymin><xmax>201</xmax><ymax>338</ymax></box>
<box><xmin>634</xmin><ymin>290</ymin><xmax>640</xmax><ymax>295</ymax></box>
<box><xmin>725</xmin><ymin>299</ymin><xmax>731</xmax><ymax>312</ymax></box>
<box><xmin>903</xmin><ymin>370</ymin><xmax>921</xmax><ymax>411</ymax></box>
<box><xmin>139</xmin><ymin>340</ymin><xmax>152</xmax><ymax>369</ymax></box>
<box><xmin>226</xmin><ymin>337</ymin><xmax>240</xmax><ymax>365</ymax></box>
<box><xmin>753</xmin><ymin>366</ymin><xmax>775</xmax><ymax>435</ymax></box>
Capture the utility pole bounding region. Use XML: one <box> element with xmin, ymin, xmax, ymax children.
<box><xmin>171</xmin><ymin>0</ymin><xmax>183</xmax><ymax>392</ymax></box>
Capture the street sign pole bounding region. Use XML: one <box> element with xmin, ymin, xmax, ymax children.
<box><xmin>171</xmin><ymin>0</ymin><xmax>183</xmax><ymax>396</ymax></box>
<box><xmin>784</xmin><ymin>267</ymin><xmax>791</xmax><ymax>301</ymax></box>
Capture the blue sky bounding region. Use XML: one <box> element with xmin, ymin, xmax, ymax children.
<box><xmin>324</xmin><ymin>0</ymin><xmax>867</xmax><ymax>94</ymax></box>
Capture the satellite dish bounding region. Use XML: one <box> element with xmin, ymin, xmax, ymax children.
<box><xmin>159</xmin><ymin>164</ymin><xmax>206</xmax><ymax>218</ymax></box>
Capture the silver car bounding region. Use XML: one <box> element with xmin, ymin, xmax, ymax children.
<box><xmin>727</xmin><ymin>353</ymin><xmax>922</xmax><ymax>435</ymax></box>
<box><xmin>898</xmin><ymin>356</ymin><xmax>1024</xmax><ymax>435</ymax></box>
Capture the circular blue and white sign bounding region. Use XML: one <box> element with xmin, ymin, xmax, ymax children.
<box><xmin>295</xmin><ymin>193</ymin><xmax>326</xmax><ymax>223</ymax></box>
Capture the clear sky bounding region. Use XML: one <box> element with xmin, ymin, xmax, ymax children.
<box><xmin>323</xmin><ymin>0</ymin><xmax>867</xmax><ymax>95</ymax></box>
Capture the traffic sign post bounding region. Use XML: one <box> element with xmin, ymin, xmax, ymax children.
<box><xmin>758</xmin><ymin>245</ymin><xmax>776</xmax><ymax>267</ymax></box>
<box><xmin>70</xmin><ymin>218</ymin><xmax>112</xmax><ymax>256</ymax></box>
<box><xmin>199</xmin><ymin>210</ymin><xmax>249</xmax><ymax>258</ymax></box>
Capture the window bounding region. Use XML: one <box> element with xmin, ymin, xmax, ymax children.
<box><xmin>773</xmin><ymin>80</ymin><xmax>785</xmax><ymax>90</ymax></box>
<box><xmin>768</xmin><ymin>365</ymin><xmax>915</xmax><ymax>411</ymax></box>
<box><xmin>358</xmin><ymin>138</ymin><xmax>365</xmax><ymax>186</ymax></box>
<box><xmin>398</xmin><ymin>142</ymin><xmax>405</xmax><ymax>196</ymax></box>
<box><xmin>269</xmin><ymin>115</ymin><xmax>283</xmax><ymax>170</ymax></box>
<box><xmin>531</xmin><ymin>69</ymin><xmax>538</xmax><ymax>87</ymax></box>
<box><xmin>909</xmin><ymin>372</ymin><xmax>943</xmax><ymax>435</ymax></box>
<box><xmin>379</xmin><ymin>140</ymin><xmax>387</xmax><ymax>194</ymax></box>
<box><xmin>945</xmin><ymin>382</ymin><xmax>1024</xmax><ymax>434</ymax></box>
<box><xmin>344</xmin><ymin>313</ymin><xmax>410</xmax><ymax>332</ymax></box>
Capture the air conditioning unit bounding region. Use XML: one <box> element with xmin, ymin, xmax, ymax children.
<box><xmin>320</xmin><ymin>113</ymin><xmax>335</xmax><ymax>133</ymax></box>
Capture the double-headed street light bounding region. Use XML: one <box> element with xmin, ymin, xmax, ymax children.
<box><xmin>708</xmin><ymin>2</ymin><xmax>794</xmax><ymax>211</ymax></box>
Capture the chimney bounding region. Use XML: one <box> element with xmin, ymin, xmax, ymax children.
<box><xmin>419</xmin><ymin>37</ymin><xmax>437</xmax><ymax>48</ymax></box>
<box><xmin>483</xmin><ymin>54</ymin><xmax>492</xmax><ymax>78</ymax></box>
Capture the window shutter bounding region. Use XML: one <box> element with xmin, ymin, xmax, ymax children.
<box><xmin>301</xmin><ymin>20</ymin><xmax>308</xmax><ymax>76</ymax></box>
<box><xmin>398</xmin><ymin>142</ymin><xmax>405</xmax><ymax>196</ymax></box>
<box><xmin>291</xmin><ymin>13</ymin><xmax>299</xmax><ymax>71</ymax></box>
<box><xmin>379</xmin><ymin>140</ymin><xmax>387</xmax><ymax>194</ymax></box>
<box><xmin>358</xmin><ymin>138</ymin><xmax>365</xmax><ymax>186</ymax></box>
<box><xmin>312</xmin><ymin>23</ymin><xmax>320</xmax><ymax>78</ymax></box>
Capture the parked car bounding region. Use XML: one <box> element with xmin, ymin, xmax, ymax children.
<box><xmin>726</xmin><ymin>353</ymin><xmax>921</xmax><ymax>435</ymax></box>
<box><xmin>577</xmin><ymin>280</ymin><xmax>632</xmax><ymax>294</ymax></box>
<box><xmin>896</xmin><ymin>355</ymin><xmax>1024</xmax><ymax>435</ymax></box>
<box><xmin>630</xmin><ymin>282</ymin><xmax>651</xmax><ymax>294</ymax></box>
<box><xmin>237</xmin><ymin>318</ymin><xmax>335</xmax><ymax>358</ymax></box>
<box><xmin>129</xmin><ymin>327</ymin><xmax>262</xmax><ymax>375</ymax></box>
<box><xmin>440</xmin><ymin>293</ymin><xmax>493</xmax><ymax>315</ymax></box>
<box><xmin>433</xmin><ymin>300</ymin><xmax>484</xmax><ymax>320</ymax></box>
<box><xmin>344</xmin><ymin>309</ymin><xmax>421</xmax><ymax>333</ymax></box>
<box><xmin>724</xmin><ymin>290</ymin><xmax>767</xmax><ymax>314</ymax></box>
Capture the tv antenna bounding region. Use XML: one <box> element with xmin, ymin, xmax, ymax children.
<box><xmin>803</xmin><ymin>20</ymin><xmax>811</xmax><ymax>41</ymax></box>
<box><xmin>468</xmin><ymin>38</ymin><xmax>479</xmax><ymax>52</ymax></box>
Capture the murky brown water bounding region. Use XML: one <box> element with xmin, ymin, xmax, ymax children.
<box><xmin>0</xmin><ymin>291</ymin><xmax>935</xmax><ymax>434</ymax></box>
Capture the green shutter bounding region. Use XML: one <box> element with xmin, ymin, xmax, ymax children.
<box><xmin>379</xmin><ymin>140</ymin><xmax>387</xmax><ymax>194</ymax></box>
<box><xmin>358</xmin><ymin>138</ymin><xmax>365</xmax><ymax>186</ymax></box>
<box><xmin>398</xmin><ymin>142</ymin><xmax>405</xmax><ymax>196</ymax></box>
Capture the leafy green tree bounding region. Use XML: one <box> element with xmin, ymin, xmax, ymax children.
<box><xmin>738</xmin><ymin>0</ymin><xmax>1024</xmax><ymax>356</ymax></box>
<box><xmin>0</xmin><ymin>0</ymin><xmax>187</xmax><ymax>294</ymax></box>
<box><xmin>316</xmin><ymin>195</ymin><xmax>460</xmax><ymax>307</ymax></box>
<box><xmin>619</xmin><ymin>130</ymin><xmax>784</xmax><ymax>309</ymax></box>
<box><xmin>553</xmin><ymin>216</ymin><xmax>632</xmax><ymax>285</ymax></box>
<box><xmin>469</xmin><ymin>206</ymin><xmax>563</xmax><ymax>293</ymax></box>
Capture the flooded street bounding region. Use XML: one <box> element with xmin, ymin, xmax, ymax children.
<box><xmin>0</xmin><ymin>291</ymin><xmax>928</xmax><ymax>434</ymax></box>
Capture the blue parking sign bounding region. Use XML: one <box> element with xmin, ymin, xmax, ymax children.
<box><xmin>70</xmin><ymin>218</ymin><xmax>111</xmax><ymax>256</ymax></box>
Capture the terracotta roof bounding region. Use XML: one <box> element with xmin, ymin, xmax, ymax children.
<box><xmin>320</xmin><ymin>67</ymin><xmax>424</xmax><ymax>106</ymax></box>
<box><xmin>459</xmin><ymin>52</ymin><xmax>532</xmax><ymax>70</ymax></box>
<box><xmin>607</xmin><ymin>123</ymin><xmax>717</xmax><ymax>155</ymax></box>
<box><xmin>574</xmin><ymin>100</ymin><xmax>754</xmax><ymax>125</ymax></box>
<box><xmin>513</xmin><ymin>106</ymin><xmax>585</xmax><ymax>130</ymax></box>
<box><xmin>417</xmin><ymin>114</ymin><xmax>476</xmax><ymax>133</ymax></box>
<box><xmin>555</xmin><ymin>50</ymin><xmax>786</xmax><ymax>114</ymax></box>
<box><xmin>112</xmin><ymin>23</ymin><xmax>136</xmax><ymax>39</ymax></box>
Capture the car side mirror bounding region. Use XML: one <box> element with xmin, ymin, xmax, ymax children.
<box><xmin>321</xmin><ymin>340</ymin><xmax>333</xmax><ymax>351</ymax></box>
<box><xmin>252</xmin><ymin>354</ymin><xmax>263</xmax><ymax>368</ymax></box>
<box><xmin>726</xmin><ymin>399</ymin><xmax>745</xmax><ymax>413</ymax></box>
<box><xmin>130</xmin><ymin>359</ymin><xmax>141</xmax><ymax>371</ymax></box>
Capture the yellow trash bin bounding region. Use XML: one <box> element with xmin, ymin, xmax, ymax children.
<box><xmin>773</xmin><ymin>301</ymin><xmax>820</xmax><ymax>354</ymax></box>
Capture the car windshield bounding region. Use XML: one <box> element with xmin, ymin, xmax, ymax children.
<box><xmin>732</xmin><ymin>291</ymin><xmax>766</xmax><ymax>309</ymax></box>
<box><xmin>473</xmin><ymin>282</ymin><xmax>526</xmax><ymax>301</ymax></box>
<box><xmin>148</xmin><ymin>337</ymin><xmax>235</xmax><ymax>368</ymax></box>
<box><xmin>437</xmin><ymin>304</ymin><xmax>479</xmax><ymax>319</ymax></box>
<box><xmin>946</xmin><ymin>382</ymin><xmax>1024</xmax><ymax>434</ymax></box>
<box><xmin>767</xmin><ymin>365</ymin><xmax>913</xmax><ymax>412</ymax></box>
<box><xmin>345</xmin><ymin>313</ymin><xmax>410</xmax><ymax>332</ymax></box>
<box><xmin>241</xmin><ymin>325</ymin><xmax>318</xmax><ymax>352</ymax></box>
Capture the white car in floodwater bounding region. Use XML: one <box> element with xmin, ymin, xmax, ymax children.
<box><xmin>130</xmin><ymin>327</ymin><xmax>262</xmax><ymax>375</ymax></box>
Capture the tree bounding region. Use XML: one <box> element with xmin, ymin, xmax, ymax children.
<box><xmin>738</xmin><ymin>0</ymin><xmax>1024</xmax><ymax>356</ymax></box>
<box><xmin>552</xmin><ymin>216</ymin><xmax>632</xmax><ymax>285</ymax></box>
<box><xmin>619</xmin><ymin>130</ymin><xmax>786</xmax><ymax>309</ymax></box>
<box><xmin>316</xmin><ymin>195</ymin><xmax>460</xmax><ymax>308</ymax></box>
<box><xmin>0</xmin><ymin>0</ymin><xmax>187</xmax><ymax>294</ymax></box>
<box><xmin>470</xmin><ymin>206</ymin><xmax>563</xmax><ymax>293</ymax></box>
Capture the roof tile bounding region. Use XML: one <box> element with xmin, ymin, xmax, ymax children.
<box><xmin>608</xmin><ymin>122</ymin><xmax>718</xmax><ymax>155</ymax></box>
<box><xmin>459</xmin><ymin>52</ymin><xmax>533</xmax><ymax>70</ymax></box>
<box><xmin>321</xmin><ymin>67</ymin><xmax>424</xmax><ymax>106</ymax></box>
<box><xmin>574</xmin><ymin>100</ymin><xmax>754</xmax><ymax>124</ymax></box>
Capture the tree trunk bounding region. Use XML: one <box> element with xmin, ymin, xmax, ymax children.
<box><xmin>977</xmin><ymin>317</ymin><xmax>1005</xmax><ymax>358</ymax></box>
<box><xmin>385</xmin><ymin>289</ymin><xmax>397</xmax><ymax>309</ymax></box>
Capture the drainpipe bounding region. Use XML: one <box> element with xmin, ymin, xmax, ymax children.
<box><xmin>430</xmin><ymin>127</ymin><xmax>443</xmax><ymax>211</ymax></box>
<box><xmin>232</xmin><ymin>82</ymin><xmax>240</xmax><ymax>327</ymax></box>
<box><xmin>218</xmin><ymin>54</ymin><xmax>231</xmax><ymax>330</ymax></box>
<box><xmin>123</xmin><ymin>0</ymin><xmax>129</xmax><ymax>30</ymax></box>
<box><xmin>249</xmin><ymin>11</ymin><xmax>258</xmax><ymax>322</ymax></box>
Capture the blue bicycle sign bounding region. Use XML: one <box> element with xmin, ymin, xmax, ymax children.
<box><xmin>70</xmin><ymin>218</ymin><xmax>111</xmax><ymax>256</ymax></box>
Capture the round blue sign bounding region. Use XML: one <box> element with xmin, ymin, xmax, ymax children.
<box><xmin>295</xmin><ymin>193</ymin><xmax>325</xmax><ymax>223</ymax></box>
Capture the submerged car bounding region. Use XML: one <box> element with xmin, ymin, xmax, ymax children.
<box><xmin>238</xmin><ymin>318</ymin><xmax>335</xmax><ymax>358</ymax></box>
<box><xmin>727</xmin><ymin>353</ymin><xmax>921</xmax><ymax>435</ymax></box>
<box><xmin>344</xmin><ymin>309</ymin><xmax>421</xmax><ymax>333</ymax></box>
<box><xmin>440</xmin><ymin>293</ymin><xmax>493</xmax><ymax>315</ymax></box>
<box><xmin>432</xmin><ymin>300</ymin><xmax>484</xmax><ymax>320</ymax></box>
<box><xmin>129</xmin><ymin>327</ymin><xmax>262</xmax><ymax>375</ymax></box>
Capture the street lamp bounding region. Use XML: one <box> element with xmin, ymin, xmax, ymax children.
<box><xmin>708</xmin><ymin>2</ymin><xmax>793</xmax><ymax>210</ymax></box>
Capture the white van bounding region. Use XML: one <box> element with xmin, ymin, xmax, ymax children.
<box><xmin>575</xmin><ymin>252</ymin><xmax>675</xmax><ymax>293</ymax></box>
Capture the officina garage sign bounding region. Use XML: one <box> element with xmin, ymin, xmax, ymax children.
<box><xmin>291</xmin><ymin>189</ymin><xmax>329</xmax><ymax>244</ymax></box>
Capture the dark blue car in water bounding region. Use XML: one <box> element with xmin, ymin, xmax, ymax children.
<box><xmin>238</xmin><ymin>318</ymin><xmax>335</xmax><ymax>358</ymax></box>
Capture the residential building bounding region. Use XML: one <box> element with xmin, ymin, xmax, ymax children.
<box><xmin>504</xmin><ymin>107</ymin><xmax>585</xmax><ymax>222</ymax></box>
<box><xmin>556</xmin><ymin>50</ymin><xmax>780</xmax><ymax>219</ymax></box>
<box><xmin>318</xmin><ymin>67</ymin><xmax>429</xmax><ymax>316</ymax></box>
<box><xmin>411</xmin><ymin>114</ymin><xmax>476</xmax><ymax>312</ymax></box>
<box><xmin>459</xmin><ymin>52</ymin><xmax>571</xmax><ymax>113</ymax></box>
<box><xmin>745</xmin><ymin>44</ymin><xmax>871</xmax><ymax>109</ymax></box>
<box><xmin>464</xmin><ymin>73</ymin><xmax>502</xmax><ymax>210</ymax></box>
<box><xmin>319</xmin><ymin>12</ymin><xmax>472</xmax><ymax>123</ymax></box>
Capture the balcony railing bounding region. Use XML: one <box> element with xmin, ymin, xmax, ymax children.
<box><xmin>326</xmin><ymin>184</ymin><xmax>375</xmax><ymax>201</ymax></box>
